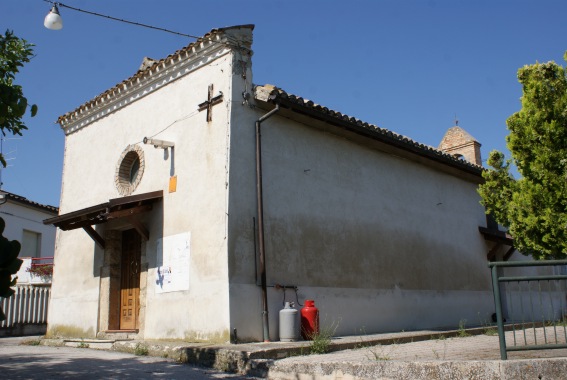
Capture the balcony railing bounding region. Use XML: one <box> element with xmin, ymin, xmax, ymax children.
<box><xmin>31</xmin><ymin>256</ymin><xmax>53</xmax><ymax>264</ymax></box>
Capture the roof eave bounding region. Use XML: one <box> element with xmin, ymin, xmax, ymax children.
<box><xmin>56</xmin><ymin>25</ymin><xmax>255</xmax><ymax>128</ymax></box>
<box><xmin>254</xmin><ymin>92</ymin><xmax>483</xmax><ymax>183</ymax></box>
<box><xmin>3</xmin><ymin>193</ymin><xmax>59</xmax><ymax>215</ymax></box>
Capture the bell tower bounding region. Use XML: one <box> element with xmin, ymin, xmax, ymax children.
<box><xmin>438</xmin><ymin>122</ymin><xmax>482</xmax><ymax>166</ymax></box>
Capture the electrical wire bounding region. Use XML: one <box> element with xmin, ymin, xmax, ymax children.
<box><xmin>42</xmin><ymin>0</ymin><xmax>207</xmax><ymax>40</ymax></box>
<box><xmin>129</xmin><ymin>110</ymin><xmax>199</xmax><ymax>146</ymax></box>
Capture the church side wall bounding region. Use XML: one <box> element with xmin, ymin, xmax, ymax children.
<box><xmin>227</xmin><ymin>108</ymin><xmax>493</xmax><ymax>342</ymax></box>
<box><xmin>47</xmin><ymin>52</ymin><xmax>234</xmax><ymax>340</ymax></box>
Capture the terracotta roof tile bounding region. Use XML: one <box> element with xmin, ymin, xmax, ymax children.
<box><xmin>2</xmin><ymin>191</ymin><xmax>59</xmax><ymax>214</ymax></box>
<box><xmin>57</xmin><ymin>25</ymin><xmax>254</xmax><ymax>125</ymax></box>
<box><xmin>254</xmin><ymin>85</ymin><xmax>483</xmax><ymax>176</ymax></box>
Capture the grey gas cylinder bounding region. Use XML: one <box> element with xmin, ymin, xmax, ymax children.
<box><xmin>279</xmin><ymin>302</ymin><xmax>299</xmax><ymax>342</ymax></box>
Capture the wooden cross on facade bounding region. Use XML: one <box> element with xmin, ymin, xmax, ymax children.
<box><xmin>198</xmin><ymin>84</ymin><xmax>224</xmax><ymax>122</ymax></box>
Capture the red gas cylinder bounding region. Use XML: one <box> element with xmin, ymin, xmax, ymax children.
<box><xmin>300</xmin><ymin>300</ymin><xmax>319</xmax><ymax>340</ymax></box>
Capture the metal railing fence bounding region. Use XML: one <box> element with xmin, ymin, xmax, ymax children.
<box><xmin>489</xmin><ymin>260</ymin><xmax>567</xmax><ymax>360</ymax></box>
<box><xmin>31</xmin><ymin>256</ymin><xmax>54</xmax><ymax>268</ymax></box>
<box><xmin>0</xmin><ymin>284</ymin><xmax>50</xmax><ymax>328</ymax></box>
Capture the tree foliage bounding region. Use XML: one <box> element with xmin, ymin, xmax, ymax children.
<box><xmin>0</xmin><ymin>217</ymin><xmax>23</xmax><ymax>321</ymax></box>
<box><xmin>478</xmin><ymin>54</ymin><xmax>567</xmax><ymax>260</ymax></box>
<box><xmin>0</xmin><ymin>29</ymin><xmax>37</xmax><ymax>167</ymax></box>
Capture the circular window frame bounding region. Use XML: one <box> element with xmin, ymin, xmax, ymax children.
<box><xmin>115</xmin><ymin>145</ymin><xmax>145</xmax><ymax>196</ymax></box>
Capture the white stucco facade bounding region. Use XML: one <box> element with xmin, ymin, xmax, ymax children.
<box><xmin>46</xmin><ymin>26</ymin><xmax>255</xmax><ymax>341</ymax></box>
<box><xmin>225</xmin><ymin>93</ymin><xmax>497</xmax><ymax>341</ymax></box>
<box><xmin>47</xmin><ymin>25</ymin><xmax>508</xmax><ymax>342</ymax></box>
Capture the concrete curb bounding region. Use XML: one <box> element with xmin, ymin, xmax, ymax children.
<box><xmin>110</xmin><ymin>340</ymin><xmax>282</xmax><ymax>376</ymax></box>
<box><xmin>105</xmin><ymin>329</ymin><xmax>473</xmax><ymax>376</ymax></box>
<box><xmin>37</xmin><ymin>326</ymin><xmax>567</xmax><ymax>379</ymax></box>
<box><xmin>267</xmin><ymin>358</ymin><xmax>567</xmax><ymax>380</ymax></box>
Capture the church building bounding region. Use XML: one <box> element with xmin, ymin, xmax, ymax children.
<box><xmin>45</xmin><ymin>25</ymin><xmax>507</xmax><ymax>342</ymax></box>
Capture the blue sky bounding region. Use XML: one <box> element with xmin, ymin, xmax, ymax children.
<box><xmin>2</xmin><ymin>0</ymin><xmax>566</xmax><ymax>207</ymax></box>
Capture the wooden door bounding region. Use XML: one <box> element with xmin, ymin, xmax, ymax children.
<box><xmin>120</xmin><ymin>229</ymin><xmax>141</xmax><ymax>330</ymax></box>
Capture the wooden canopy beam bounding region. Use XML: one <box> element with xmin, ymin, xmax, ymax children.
<box><xmin>83</xmin><ymin>225</ymin><xmax>105</xmax><ymax>249</ymax></box>
<box><xmin>44</xmin><ymin>190</ymin><xmax>163</xmax><ymax>249</ymax></box>
<box><xmin>487</xmin><ymin>243</ymin><xmax>502</xmax><ymax>262</ymax></box>
<box><xmin>479</xmin><ymin>226</ymin><xmax>516</xmax><ymax>262</ymax></box>
<box><xmin>127</xmin><ymin>216</ymin><xmax>149</xmax><ymax>241</ymax></box>
<box><xmin>107</xmin><ymin>204</ymin><xmax>153</xmax><ymax>220</ymax></box>
<box><xmin>478</xmin><ymin>226</ymin><xmax>514</xmax><ymax>245</ymax></box>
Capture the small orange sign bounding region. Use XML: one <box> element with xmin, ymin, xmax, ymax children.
<box><xmin>169</xmin><ymin>176</ymin><xmax>177</xmax><ymax>193</ymax></box>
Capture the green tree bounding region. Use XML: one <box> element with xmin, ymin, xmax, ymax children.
<box><xmin>0</xmin><ymin>217</ymin><xmax>23</xmax><ymax>321</ymax></box>
<box><xmin>0</xmin><ymin>29</ymin><xmax>37</xmax><ymax>167</ymax></box>
<box><xmin>478</xmin><ymin>54</ymin><xmax>567</xmax><ymax>260</ymax></box>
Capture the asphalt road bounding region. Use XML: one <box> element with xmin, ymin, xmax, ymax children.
<box><xmin>0</xmin><ymin>336</ymin><xmax>255</xmax><ymax>380</ymax></box>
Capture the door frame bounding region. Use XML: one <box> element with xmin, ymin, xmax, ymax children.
<box><xmin>119</xmin><ymin>229</ymin><xmax>141</xmax><ymax>330</ymax></box>
<box><xmin>98</xmin><ymin>229</ymin><xmax>148</xmax><ymax>337</ymax></box>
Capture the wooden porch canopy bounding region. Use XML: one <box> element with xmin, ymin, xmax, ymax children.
<box><xmin>479</xmin><ymin>226</ymin><xmax>515</xmax><ymax>261</ymax></box>
<box><xmin>44</xmin><ymin>190</ymin><xmax>163</xmax><ymax>250</ymax></box>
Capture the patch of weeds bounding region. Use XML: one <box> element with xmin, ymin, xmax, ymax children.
<box><xmin>545</xmin><ymin>318</ymin><xmax>567</xmax><ymax>328</ymax></box>
<box><xmin>289</xmin><ymin>347</ymin><xmax>309</xmax><ymax>357</ymax></box>
<box><xmin>354</xmin><ymin>327</ymin><xmax>370</xmax><ymax>349</ymax></box>
<box><xmin>481</xmin><ymin>321</ymin><xmax>498</xmax><ymax>336</ymax></box>
<box><xmin>478</xmin><ymin>313</ymin><xmax>499</xmax><ymax>336</ymax></box>
<box><xmin>437</xmin><ymin>334</ymin><xmax>447</xmax><ymax>340</ymax></box>
<box><xmin>21</xmin><ymin>338</ymin><xmax>41</xmax><ymax>346</ymax></box>
<box><xmin>307</xmin><ymin>319</ymin><xmax>339</xmax><ymax>355</ymax></box>
<box><xmin>369</xmin><ymin>352</ymin><xmax>390</xmax><ymax>361</ymax></box>
<box><xmin>355</xmin><ymin>338</ymin><xmax>369</xmax><ymax>349</ymax></box>
<box><xmin>308</xmin><ymin>331</ymin><xmax>333</xmax><ymax>354</ymax></box>
<box><xmin>366</xmin><ymin>344</ymin><xmax>396</xmax><ymax>361</ymax></box>
<box><xmin>368</xmin><ymin>345</ymin><xmax>392</xmax><ymax>361</ymax></box>
<box><xmin>431</xmin><ymin>340</ymin><xmax>448</xmax><ymax>360</ymax></box>
<box><xmin>457</xmin><ymin>319</ymin><xmax>470</xmax><ymax>337</ymax></box>
<box><xmin>484</xmin><ymin>327</ymin><xmax>498</xmax><ymax>336</ymax></box>
<box><xmin>77</xmin><ymin>341</ymin><xmax>90</xmax><ymax>349</ymax></box>
<box><xmin>134</xmin><ymin>343</ymin><xmax>149</xmax><ymax>356</ymax></box>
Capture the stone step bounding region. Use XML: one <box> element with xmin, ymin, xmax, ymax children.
<box><xmin>97</xmin><ymin>330</ymin><xmax>139</xmax><ymax>341</ymax></box>
<box><xmin>63</xmin><ymin>339</ymin><xmax>115</xmax><ymax>350</ymax></box>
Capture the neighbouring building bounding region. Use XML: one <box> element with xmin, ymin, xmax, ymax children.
<box><xmin>0</xmin><ymin>191</ymin><xmax>57</xmax><ymax>336</ymax></box>
<box><xmin>0</xmin><ymin>191</ymin><xmax>58</xmax><ymax>261</ymax></box>
<box><xmin>44</xmin><ymin>25</ymin><xmax>518</xmax><ymax>342</ymax></box>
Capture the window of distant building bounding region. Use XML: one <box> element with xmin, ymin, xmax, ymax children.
<box><xmin>22</xmin><ymin>230</ymin><xmax>41</xmax><ymax>258</ymax></box>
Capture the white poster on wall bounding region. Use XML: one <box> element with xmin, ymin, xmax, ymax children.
<box><xmin>155</xmin><ymin>232</ymin><xmax>190</xmax><ymax>293</ymax></box>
